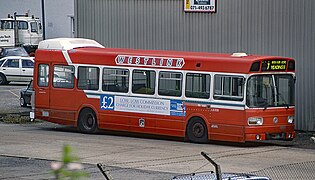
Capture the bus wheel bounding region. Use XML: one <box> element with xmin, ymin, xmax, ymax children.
<box><xmin>78</xmin><ymin>108</ymin><xmax>98</xmax><ymax>134</ymax></box>
<box><xmin>186</xmin><ymin>117</ymin><xmax>208</xmax><ymax>143</ymax></box>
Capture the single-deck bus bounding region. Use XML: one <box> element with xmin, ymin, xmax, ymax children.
<box><xmin>32</xmin><ymin>38</ymin><xmax>295</xmax><ymax>143</ymax></box>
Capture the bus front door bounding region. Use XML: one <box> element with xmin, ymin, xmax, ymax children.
<box><xmin>35</xmin><ymin>64</ymin><xmax>51</xmax><ymax>121</ymax></box>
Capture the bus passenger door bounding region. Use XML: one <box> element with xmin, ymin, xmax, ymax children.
<box><xmin>35</xmin><ymin>64</ymin><xmax>50</xmax><ymax>120</ymax></box>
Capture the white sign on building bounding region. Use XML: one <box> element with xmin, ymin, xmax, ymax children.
<box><xmin>184</xmin><ymin>0</ymin><xmax>216</xmax><ymax>12</ymax></box>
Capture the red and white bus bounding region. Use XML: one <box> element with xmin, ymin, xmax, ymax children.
<box><xmin>32</xmin><ymin>38</ymin><xmax>295</xmax><ymax>143</ymax></box>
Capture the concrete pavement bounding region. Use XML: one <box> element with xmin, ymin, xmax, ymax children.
<box><xmin>0</xmin><ymin>122</ymin><xmax>315</xmax><ymax>179</ymax></box>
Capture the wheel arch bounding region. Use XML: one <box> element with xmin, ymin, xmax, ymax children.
<box><xmin>0</xmin><ymin>72</ymin><xmax>7</xmax><ymax>84</ymax></box>
<box><xmin>185</xmin><ymin>113</ymin><xmax>210</xmax><ymax>140</ymax></box>
<box><xmin>77</xmin><ymin>104</ymin><xmax>99</xmax><ymax>127</ymax></box>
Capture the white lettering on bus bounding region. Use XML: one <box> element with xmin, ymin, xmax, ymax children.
<box><xmin>167</xmin><ymin>58</ymin><xmax>173</xmax><ymax>67</ymax></box>
<box><xmin>128</xmin><ymin>56</ymin><xmax>133</xmax><ymax>64</ymax></box>
<box><xmin>144</xmin><ymin>57</ymin><xmax>149</xmax><ymax>65</ymax></box>
<box><xmin>176</xmin><ymin>59</ymin><xmax>184</xmax><ymax>67</ymax></box>
<box><xmin>117</xmin><ymin>56</ymin><xmax>125</xmax><ymax>64</ymax></box>
<box><xmin>115</xmin><ymin>55</ymin><xmax>185</xmax><ymax>68</ymax></box>
<box><xmin>152</xmin><ymin>58</ymin><xmax>156</xmax><ymax>66</ymax></box>
<box><xmin>160</xmin><ymin>58</ymin><xmax>164</xmax><ymax>66</ymax></box>
<box><xmin>135</xmin><ymin>57</ymin><xmax>140</xmax><ymax>65</ymax></box>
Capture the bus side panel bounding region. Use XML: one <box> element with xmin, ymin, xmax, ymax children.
<box><xmin>155</xmin><ymin>115</ymin><xmax>185</xmax><ymax>137</ymax></box>
<box><xmin>129</xmin><ymin>114</ymin><xmax>156</xmax><ymax>134</ymax></box>
<box><xmin>98</xmin><ymin>112</ymin><xmax>130</xmax><ymax>130</ymax></box>
<box><xmin>48</xmin><ymin>88</ymin><xmax>81</xmax><ymax>126</ymax></box>
<box><xmin>210</xmin><ymin>108</ymin><xmax>246</xmax><ymax>142</ymax></box>
<box><xmin>98</xmin><ymin>110</ymin><xmax>184</xmax><ymax>137</ymax></box>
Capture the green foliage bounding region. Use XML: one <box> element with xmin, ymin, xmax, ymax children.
<box><xmin>0</xmin><ymin>115</ymin><xmax>35</xmax><ymax>124</ymax></box>
<box><xmin>51</xmin><ymin>144</ymin><xmax>89</xmax><ymax>179</ymax></box>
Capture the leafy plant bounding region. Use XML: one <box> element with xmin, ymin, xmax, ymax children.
<box><xmin>51</xmin><ymin>145</ymin><xmax>89</xmax><ymax>179</ymax></box>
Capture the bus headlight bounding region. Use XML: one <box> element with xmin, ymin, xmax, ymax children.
<box><xmin>288</xmin><ymin>116</ymin><xmax>294</xmax><ymax>124</ymax></box>
<box><xmin>248</xmin><ymin>117</ymin><xmax>263</xmax><ymax>126</ymax></box>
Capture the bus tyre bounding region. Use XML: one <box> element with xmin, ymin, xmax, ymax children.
<box><xmin>186</xmin><ymin>118</ymin><xmax>208</xmax><ymax>143</ymax></box>
<box><xmin>0</xmin><ymin>74</ymin><xmax>7</xmax><ymax>85</ymax></box>
<box><xmin>78</xmin><ymin>108</ymin><xmax>98</xmax><ymax>134</ymax></box>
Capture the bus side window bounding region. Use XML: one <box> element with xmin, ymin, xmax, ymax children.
<box><xmin>132</xmin><ymin>69</ymin><xmax>155</xmax><ymax>95</ymax></box>
<box><xmin>214</xmin><ymin>75</ymin><xmax>244</xmax><ymax>101</ymax></box>
<box><xmin>78</xmin><ymin>66</ymin><xmax>99</xmax><ymax>90</ymax></box>
<box><xmin>102</xmin><ymin>68</ymin><xmax>129</xmax><ymax>93</ymax></box>
<box><xmin>158</xmin><ymin>71</ymin><xmax>182</xmax><ymax>97</ymax></box>
<box><xmin>185</xmin><ymin>73</ymin><xmax>210</xmax><ymax>99</ymax></box>
<box><xmin>53</xmin><ymin>65</ymin><xmax>74</xmax><ymax>89</ymax></box>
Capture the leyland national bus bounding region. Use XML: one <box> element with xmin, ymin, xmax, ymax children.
<box><xmin>31</xmin><ymin>38</ymin><xmax>296</xmax><ymax>143</ymax></box>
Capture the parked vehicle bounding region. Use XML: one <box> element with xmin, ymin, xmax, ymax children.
<box><xmin>0</xmin><ymin>56</ymin><xmax>34</xmax><ymax>84</ymax></box>
<box><xmin>0</xmin><ymin>12</ymin><xmax>43</xmax><ymax>54</ymax></box>
<box><xmin>0</xmin><ymin>46</ymin><xmax>29</xmax><ymax>58</ymax></box>
<box><xmin>20</xmin><ymin>80</ymin><xmax>33</xmax><ymax>107</ymax></box>
<box><xmin>172</xmin><ymin>152</ymin><xmax>270</xmax><ymax>180</ymax></box>
<box><xmin>32</xmin><ymin>38</ymin><xmax>295</xmax><ymax>143</ymax></box>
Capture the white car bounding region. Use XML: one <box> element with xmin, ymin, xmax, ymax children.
<box><xmin>0</xmin><ymin>56</ymin><xmax>34</xmax><ymax>85</ymax></box>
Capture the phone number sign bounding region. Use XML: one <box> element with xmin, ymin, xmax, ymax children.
<box><xmin>184</xmin><ymin>0</ymin><xmax>216</xmax><ymax>12</ymax></box>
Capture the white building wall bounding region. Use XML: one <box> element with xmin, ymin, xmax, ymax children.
<box><xmin>0</xmin><ymin>0</ymin><xmax>74</xmax><ymax>39</ymax></box>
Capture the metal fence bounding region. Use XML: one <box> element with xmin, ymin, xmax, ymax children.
<box><xmin>249</xmin><ymin>161</ymin><xmax>315</xmax><ymax>180</ymax></box>
<box><xmin>97</xmin><ymin>160</ymin><xmax>315</xmax><ymax>180</ymax></box>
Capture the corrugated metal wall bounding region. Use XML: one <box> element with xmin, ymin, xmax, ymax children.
<box><xmin>75</xmin><ymin>0</ymin><xmax>315</xmax><ymax>131</ymax></box>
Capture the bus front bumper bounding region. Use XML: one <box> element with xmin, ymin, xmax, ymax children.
<box><xmin>245</xmin><ymin>131</ymin><xmax>295</xmax><ymax>141</ymax></box>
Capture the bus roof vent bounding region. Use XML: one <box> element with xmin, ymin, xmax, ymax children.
<box><xmin>38</xmin><ymin>38</ymin><xmax>105</xmax><ymax>51</ymax></box>
<box><xmin>231</xmin><ymin>52</ymin><xmax>248</xmax><ymax>57</ymax></box>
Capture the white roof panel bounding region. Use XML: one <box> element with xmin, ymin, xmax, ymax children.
<box><xmin>38</xmin><ymin>38</ymin><xmax>104</xmax><ymax>50</ymax></box>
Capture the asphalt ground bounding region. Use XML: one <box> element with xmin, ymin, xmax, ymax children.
<box><xmin>0</xmin><ymin>155</ymin><xmax>176</xmax><ymax>179</ymax></box>
<box><xmin>0</xmin><ymin>83</ymin><xmax>315</xmax><ymax>179</ymax></box>
<box><xmin>0</xmin><ymin>122</ymin><xmax>315</xmax><ymax>180</ymax></box>
<box><xmin>0</xmin><ymin>82</ymin><xmax>30</xmax><ymax>115</ymax></box>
